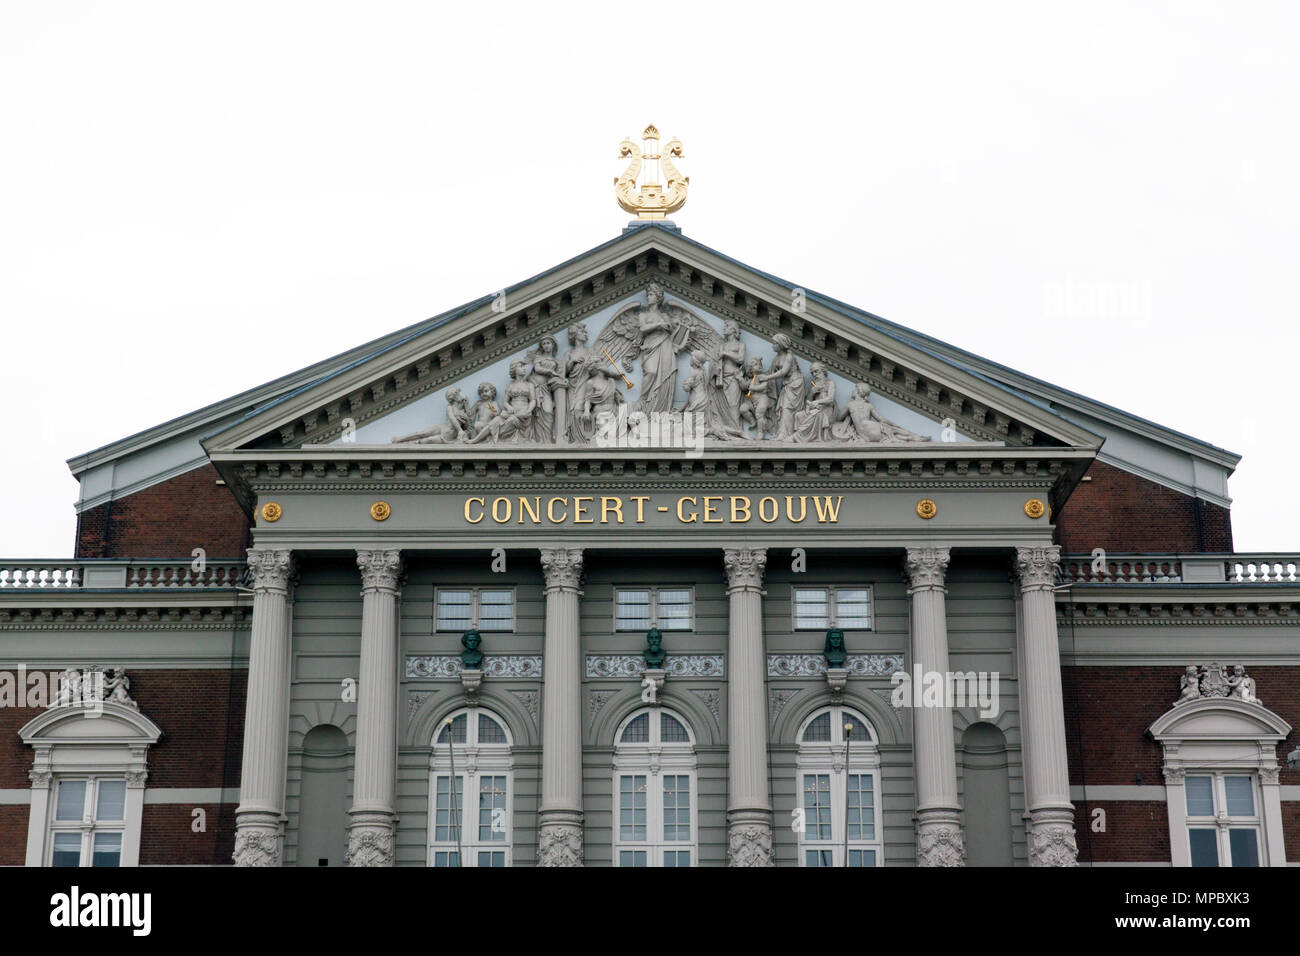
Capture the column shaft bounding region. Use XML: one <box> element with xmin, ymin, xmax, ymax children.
<box><xmin>905</xmin><ymin>546</ymin><xmax>965</xmax><ymax>866</ymax></box>
<box><xmin>233</xmin><ymin>548</ymin><xmax>294</xmax><ymax>866</ymax></box>
<box><xmin>724</xmin><ymin>548</ymin><xmax>773</xmax><ymax>866</ymax></box>
<box><xmin>347</xmin><ymin>549</ymin><xmax>402</xmax><ymax>866</ymax></box>
<box><xmin>1016</xmin><ymin>544</ymin><xmax>1078</xmax><ymax>866</ymax></box>
<box><xmin>538</xmin><ymin>547</ymin><xmax>584</xmax><ymax>866</ymax></box>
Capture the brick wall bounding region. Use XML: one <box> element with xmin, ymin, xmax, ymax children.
<box><xmin>75</xmin><ymin>463</ymin><xmax>251</xmax><ymax>560</ymax></box>
<box><xmin>1054</xmin><ymin>459</ymin><xmax>1233</xmax><ymax>553</ymax></box>
<box><xmin>140</xmin><ymin>803</ymin><xmax>237</xmax><ymax>865</ymax></box>
<box><xmin>1072</xmin><ymin>801</ymin><xmax>1171</xmax><ymax>863</ymax></box>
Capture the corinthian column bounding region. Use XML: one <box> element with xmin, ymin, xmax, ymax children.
<box><xmin>904</xmin><ymin>546</ymin><xmax>965</xmax><ymax>866</ymax></box>
<box><xmin>723</xmin><ymin>548</ymin><xmax>773</xmax><ymax>866</ymax></box>
<box><xmin>1015</xmin><ymin>544</ymin><xmax>1078</xmax><ymax>866</ymax></box>
<box><xmin>233</xmin><ymin>548</ymin><xmax>294</xmax><ymax>866</ymax></box>
<box><xmin>347</xmin><ymin>549</ymin><xmax>403</xmax><ymax>866</ymax></box>
<box><xmin>538</xmin><ymin>547</ymin><xmax>584</xmax><ymax>866</ymax></box>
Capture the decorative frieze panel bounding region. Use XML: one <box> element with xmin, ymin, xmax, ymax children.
<box><xmin>405</xmin><ymin>655</ymin><xmax>543</xmax><ymax>680</ymax></box>
<box><xmin>1174</xmin><ymin>662</ymin><xmax>1261</xmax><ymax>706</ymax></box>
<box><xmin>1059</xmin><ymin>601</ymin><xmax>1300</xmax><ymax>626</ymax></box>
<box><xmin>584</xmin><ymin>654</ymin><xmax>725</xmax><ymax>679</ymax></box>
<box><xmin>766</xmin><ymin>654</ymin><xmax>904</xmax><ymax>678</ymax></box>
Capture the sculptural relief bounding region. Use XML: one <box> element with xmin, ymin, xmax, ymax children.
<box><xmin>387</xmin><ymin>286</ymin><xmax>947</xmax><ymax>448</ymax></box>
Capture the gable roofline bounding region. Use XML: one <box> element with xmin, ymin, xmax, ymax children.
<box><xmin>74</xmin><ymin>223</ymin><xmax>1230</xmax><ymax>477</ymax></box>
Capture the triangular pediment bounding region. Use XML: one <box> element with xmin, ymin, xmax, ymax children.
<box><xmin>203</xmin><ymin>225</ymin><xmax>1101</xmax><ymax>456</ymax></box>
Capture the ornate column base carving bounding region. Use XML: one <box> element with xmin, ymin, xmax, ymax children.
<box><xmin>1028</xmin><ymin>810</ymin><xmax>1078</xmax><ymax>867</ymax></box>
<box><xmin>726</xmin><ymin>810</ymin><xmax>774</xmax><ymax>867</ymax></box>
<box><xmin>233</xmin><ymin>812</ymin><xmax>283</xmax><ymax>867</ymax></box>
<box><xmin>537</xmin><ymin>813</ymin><xmax>584</xmax><ymax>867</ymax></box>
<box><xmin>915</xmin><ymin>811</ymin><xmax>966</xmax><ymax>867</ymax></box>
<box><xmin>346</xmin><ymin>813</ymin><xmax>396</xmax><ymax>867</ymax></box>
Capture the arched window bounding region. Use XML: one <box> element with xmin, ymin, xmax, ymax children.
<box><xmin>428</xmin><ymin>707</ymin><xmax>513</xmax><ymax>867</ymax></box>
<box><xmin>795</xmin><ymin>705</ymin><xmax>881</xmax><ymax>867</ymax></box>
<box><xmin>612</xmin><ymin>708</ymin><xmax>697</xmax><ymax>867</ymax></box>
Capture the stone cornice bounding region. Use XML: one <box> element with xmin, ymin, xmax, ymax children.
<box><xmin>0</xmin><ymin>604</ymin><xmax>251</xmax><ymax>629</ymax></box>
<box><xmin>1058</xmin><ymin>600</ymin><xmax>1300</xmax><ymax>626</ymax></box>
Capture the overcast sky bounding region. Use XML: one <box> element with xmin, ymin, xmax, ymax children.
<box><xmin>2</xmin><ymin>2</ymin><xmax>1296</xmax><ymax>557</ymax></box>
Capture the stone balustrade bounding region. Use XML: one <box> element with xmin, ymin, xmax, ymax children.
<box><xmin>0</xmin><ymin>559</ymin><xmax>246</xmax><ymax>589</ymax></box>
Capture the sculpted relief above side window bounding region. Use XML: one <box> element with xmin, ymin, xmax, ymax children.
<box><xmin>376</xmin><ymin>285</ymin><xmax>951</xmax><ymax>449</ymax></box>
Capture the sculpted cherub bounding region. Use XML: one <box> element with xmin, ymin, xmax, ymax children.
<box><xmin>392</xmin><ymin>387</ymin><xmax>471</xmax><ymax>444</ymax></box>
<box><xmin>467</xmin><ymin>360</ymin><xmax>539</xmax><ymax>444</ymax></box>
<box><xmin>739</xmin><ymin>356</ymin><xmax>775</xmax><ymax>439</ymax></box>
<box><xmin>467</xmin><ymin>382</ymin><xmax>500</xmax><ymax>437</ymax></box>
<box><xmin>1177</xmin><ymin>664</ymin><xmax>1201</xmax><ymax>704</ymax></box>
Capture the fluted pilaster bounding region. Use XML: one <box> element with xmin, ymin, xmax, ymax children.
<box><xmin>233</xmin><ymin>548</ymin><xmax>294</xmax><ymax>866</ymax></box>
<box><xmin>538</xmin><ymin>547</ymin><xmax>584</xmax><ymax>866</ymax></box>
<box><xmin>904</xmin><ymin>546</ymin><xmax>965</xmax><ymax>866</ymax></box>
<box><xmin>723</xmin><ymin>547</ymin><xmax>773</xmax><ymax>866</ymax></box>
<box><xmin>347</xmin><ymin>549</ymin><xmax>402</xmax><ymax>867</ymax></box>
<box><xmin>1015</xmin><ymin>544</ymin><xmax>1078</xmax><ymax>866</ymax></box>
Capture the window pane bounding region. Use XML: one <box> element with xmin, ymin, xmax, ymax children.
<box><xmin>836</xmin><ymin>589</ymin><xmax>872</xmax><ymax>629</ymax></box>
<box><xmin>478</xmin><ymin>590</ymin><xmax>513</xmax><ymax>631</ymax></box>
<box><xmin>478</xmin><ymin>851</ymin><xmax>505</xmax><ymax>867</ymax></box>
<box><xmin>478</xmin><ymin>775</ymin><xmax>507</xmax><ymax>841</ymax></box>
<box><xmin>433</xmin><ymin>851</ymin><xmax>460</xmax><ymax>867</ymax></box>
<box><xmin>1188</xmin><ymin>829</ymin><xmax>1219</xmax><ymax>867</ymax></box>
<box><xmin>663</xmin><ymin>775</ymin><xmax>690</xmax><ymax>841</ymax></box>
<box><xmin>844</xmin><ymin>714</ymin><xmax>871</xmax><ymax>743</ymax></box>
<box><xmin>794</xmin><ymin>589</ymin><xmax>829</xmax><ymax>629</ymax></box>
<box><xmin>437</xmin><ymin>590</ymin><xmax>472</xmax><ymax>631</ymax></box>
<box><xmin>847</xmin><ymin>774</ymin><xmax>874</xmax><ymax>840</ymax></box>
<box><xmin>477</xmin><ymin>713</ymin><xmax>507</xmax><ymax>744</ymax></box>
<box><xmin>660</xmin><ymin>713</ymin><xmax>690</xmax><ymax>743</ymax></box>
<box><xmin>1228</xmin><ymin>829</ymin><xmax>1259</xmax><ymax>867</ymax></box>
<box><xmin>848</xmin><ymin>849</ymin><xmax>876</xmax><ymax>867</ymax></box>
<box><xmin>803</xmin><ymin>774</ymin><xmax>833</xmax><ymax>840</ymax></box>
<box><xmin>1224</xmin><ymin>777</ymin><xmax>1255</xmax><ymax>817</ymax></box>
<box><xmin>1185</xmin><ymin>776</ymin><xmax>1215</xmax><ymax>816</ymax></box>
<box><xmin>805</xmin><ymin>849</ymin><xmax>833</xmax><ymax>867</ymax></box>
<box><xmin>664</xmin><ymin>850</ymin><xmax>690</xmax><ymax>867</ymax></box>
<box><xmin>615</xmin><ymin>590</ymin><xmax>651</xmax><ymax>630</ymax></box>
<box><xmin>51</xmin><ymin>833</ymin><xmax>81</xmax><ymax>867</ymax></box>
<box><xmin>619</xmin><ymin>775</ymin><xmax>647</xmax><ymax>840</ymax></box>
<box><xmin>620</xmin><ymin>713</ymin><xmax>650</xmax><ymax>743</ymax></box>
<box><xmin>55</xmin><ymin>781</ymin><xmax>86</xmax><ymax>822</ymax></box>
<box><xmin>619</xmin><ymin>850</ymin><xmax>646</xmax><ymax>867</ymax></box>
<box><xmin>433</xmin><ymin>776</ymin><xmax>464</xmax><ymax>842</ymax></box>
<box><xmin>436</xmin><ymin>713</ymin><xmax>467</xmax><ymax>744</ymax></box>
<box><xmin>802</xmin><ymin>712</ymin><xmax>832</xmax><ymax>743</ymax></box>
<box><xmin>657</xmin><ymin>590</ymin><xmax>692</xmax><ymax>630</ymax></box>
<box><xmin>92</xmin><ymin>832</ymin><xmax>122</xmax><ymax>867</ymax></box>
<box><xmin>95</xmin><ymin>780</ymin><xmax>127</xmax><ymax>822</ymax></box>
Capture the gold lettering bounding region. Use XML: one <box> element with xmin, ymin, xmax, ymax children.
<box><xmin>812</xmin><ymin>495</ymin><xmax>843</xmax><ymax>523</ymax></box>
<box><xmin>786</xmin><ymin>495</ymin><xmax>808</xmax><ymax>522</ymax></box>
<box><xmin>574</xmin><ymin>496</ymin><xmax>594</xmax><ymax>524</ymax></box>
<box><xmin>630</xmin><ymin>496</ymin><xmax>650</xmax><ymax>523</ymax></box>
<box><xmin>758</xmin><ymin>496</ymin><xmax>778</xmax><ymax>523</ymax></box>
<box><xmin>601</xmin><ymin>496</ymin><xmax>624</xmax><ymax>524</ymax></box>
<box><xmin>677</xmin><ymin>496</ymin><xmax>698</xmax><ymax>523</ymax></box>
<box><xmin>465</xmin><ymin>497</ymin><xmax>486</xmax><ymax>523</ymax></box>
<box><xmin>731</xmin><ymin>496</ymin><xmax>751</xmax><ymax>523</ymax></box>
<box><xmin>702</xmin><ymin>496</ymin><xmax>723</xmax><ymax>523</ymax></box>
<box><xmin>491</xmin><ymin>497</ymin><xmax>511</xmax><ymax>524</ymax></box>
<box><xmin>519</xmin><ymin>496</ymin><xmax>541</xmax><ymax>524</ymax></box>
<box><xmin>547</xmin><ymin>496</ymin><xmax>568</xmax><ymax>523</ymax></box>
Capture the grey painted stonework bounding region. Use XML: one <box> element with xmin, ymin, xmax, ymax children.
<box><xmin>405</xmin><ymin>655</ymin><xmax>543</xmax><ymax>679</ymax></box>
<box><xmin>766</xmin><ymin>654</ymin><xmax>904</xmax><ymax>677</ymax></box>
<box><xmin>585</xmin><ymin>654</ymin><xmax>724</xmax><ymax>678</ymax></box>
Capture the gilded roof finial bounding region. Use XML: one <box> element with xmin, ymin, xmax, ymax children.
<box><xmin>615</xmin><ymin>124</ymin><xmax>688</xmax><ymax>221</ymax></box>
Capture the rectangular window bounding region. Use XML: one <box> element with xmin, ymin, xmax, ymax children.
<box><xmin>615</xmin><ymin>587</ymin><xmax>694</xmax><ymax>631</ymax></box>
<box><xmin>613</xmin><ymin>770</ymin><xmax>697</xmax><ymax>867</ymax></box>
<box><xmin>430</xmin><ymin>771</ymin><xmax>511</xmax><ymax>867</ymax></box>
<box><xmin>620</xmin><ymin>775</ymin><xmax>647</xmax><ymax>840</ymax></box>
<box><xmin>436</xmin><ymin>588</ymin><xmax>514</xmax><ymax>632</ymax></box>
<box><xmin>793</xmin><ymin>586</ymin><xmax>873</xmax><ymax>630</ymax></box>
<box><xmin>803</xmin><ymin>774</ymin><xmax>833</xmax><ymax>840</ymax></box>
<box><xmin>1185</xmin><ymin>773</ymin><xmax>1262</xmax><ymax>867</ymax></box>
<box><xmin>662</xmin><ymin>775</ymin><xmax>690</xmax><ymax>841</ymax></box>
<box><xmin>47</xmin><ymin>777</ymin><xmax>126</xmax><ymax>868</ymax></box>
<box><xmin>797</xmin><ymin>766</ymin><xmax>882</xmax><ymax>867</ymax></box>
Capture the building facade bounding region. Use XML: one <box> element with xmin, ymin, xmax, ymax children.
<box><xmin>2</xmin><ymin>220</ymin><xmax>1296</xmax><ymax>867</ymax></box>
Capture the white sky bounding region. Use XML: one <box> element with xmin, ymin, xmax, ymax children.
<box><xmin>2</xmin><ymin>1</ymin><xmax>1296</xmax><ymax>556</ymax></box>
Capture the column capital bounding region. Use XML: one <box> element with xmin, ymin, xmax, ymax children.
<box><xmin>356</xmin><ymin>549</ymin><xmax>403</xmax><ymax>593</ymax></box>
<box><xmin>540</xmin><ymin>547</ymin><xmax>583</xmax><ymax>591</ymax></box>
<box><xmin>246</xmin><ymin>548</ymin><xmax>294</xmax><ymax>593</ymax></box>
<box><xmin>723</xmin><ymin>548</ymin><xmax>767</xmax><ymax>592</ymax></box>
<box><xmin>1014</xmin><ymin>544</ymin><xmax>1061</xmax><ymax>592</ymax></box>
<box><xmin>904</xmin><ymin>546</ymin><xmax>950</xmax><ymax>593</ymax></box>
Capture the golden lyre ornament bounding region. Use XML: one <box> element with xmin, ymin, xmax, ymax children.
<box><xmin>615</xmin><ymin>124</ymin><xmax>688</xmax><ymax>220</ymax></box>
